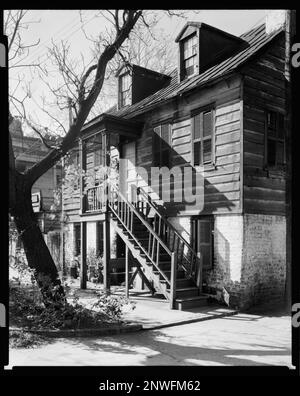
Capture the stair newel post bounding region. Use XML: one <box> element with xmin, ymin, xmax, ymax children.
<box><xmin>103</xmin><ymin>132</ymin><xmax>111</xmax><ymax>294</ymax></box>
<box><xmin>125</xmin><ymin>245</ymin><xmax>129</xmax><ymax>298</ymax></box>
<box><xmin>170</xmin><ymin>245</ymin><xmax>177</xmax><ymax>309</ymax></box>
<box><xmin>196</xmin><ymin>252</ymin><xmax>202</xmax><ymax>293</ymax></box>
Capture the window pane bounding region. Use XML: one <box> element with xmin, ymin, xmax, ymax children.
<box><xmin>194</xmin><ymin>141</ymin><xmax>201</xmax><ymax>166</ymax></box>
<box><xmin>277</xmin><ymin>142</ymin><xmax>284</xmax><ymax>165</ymax></box>
<box><xmin>183</xmin><ymin>34</ymin><xmax>197</xmax><ymax>59</ymax></box>
<box><xmin>153</xmin><ymin>152</ymin><xmax>160</xmax><ymax>167</ymax></box>
<box><xmin>267</xmin><ymin>139</ymin><xmax>276</xmax><ymax>166</ymax></box>
<box><xmin>278</xmin><ymin>114</ymin><xmax>285</xmax><ymax>139</ymax></box>
<box><xmin>161</xmin><ymin>124</ymin><xmax>169</xmax><ymax>143</ymax></box>
<box><xmin>203</xmin><ymin>111</ymin><xmax>213</xmax><ymax>137</ymax></box>
<box><xmin>161</xmin><ymin>149</ymin><xmax>170</xmax><ymax>167</ymax></box>
<box><xmin>203</xmin><ymin>139</ymin><xmax>212</xmax><ymax>163</ymax></box>
<box><xmin>193</xmin><ymin>114</ymin><xmax>201</xmax><ymax>140</ymax></box>
<box><xmin>184</xmin><ymin>57</ymin><xmax>196</xmax><ymax>76</ymax></box>
<box><xmin>267</xmin><ymin>111</ymin><xmax>277</xmax><ymax>129</ymax></box>
<box><xmin>153</xmin><ymin>131</ymin><xmax>160</xmax><ymax>152</ymax></box>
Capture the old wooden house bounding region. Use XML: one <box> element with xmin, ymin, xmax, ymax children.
<box><xmin>62</xmin><ymin>14</ymin><xmax>290</xmax><ymax>310</ymax></box>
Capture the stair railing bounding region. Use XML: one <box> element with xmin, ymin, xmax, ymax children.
<box><xmin>108</xmin><ymin>182</ymin><xmax>178</xmax><ymax>308</ymax></box>
<box><xmin>134</xmin><ymin>186</ymin><xmax>202</xmax><ymax>291</ymax></box>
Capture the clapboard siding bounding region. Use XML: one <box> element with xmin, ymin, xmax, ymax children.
<box><xmin>134</xmin><ymin>78</ymin><xmax>242</xmax><ymax>215</ymax></box>
<box><xmin>242</xmin><ymin>34</ymin><xmax>287</xmax><ymax>215</ymax></box>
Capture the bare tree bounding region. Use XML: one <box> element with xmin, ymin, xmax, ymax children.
<box><xmin>8</xmin><ymin>9</ymin><xmax>145</xmax><ymax>307</ymax></box>
<box><xmin>7</xmin><ymin>9</ymin><xmax>189</xmax><ymax>308</ymax></box>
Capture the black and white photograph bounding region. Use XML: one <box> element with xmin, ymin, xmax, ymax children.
<box><xmin>1</xmin><ymin>7</ymin><xmax>299</xmax><ymax>377</ymax></box>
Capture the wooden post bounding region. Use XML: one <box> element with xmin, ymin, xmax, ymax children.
<box><xmin>103</xmin><ymin>132</ymin><xmax>111</xmax><ymax>293</ymax></box>
<box><xmin>79</xmin><ymin>139</ymin><xmax>86</xmax><ymax>214</ymax></box>
<box><xmin>80</xmin><ymin>221</ymin><xmax>87</xmax><ymax>289</ymax></box>
<box><xmin>103</xmin><ymin>215</ymin><xmax>111</xmax><ymax>293</ymax></box>
<box><xmin>196</xmin><ymin>252</ymin><xmax>202</xmax><ymax>293</ymax></box>
<box><xmin>169</xmin><ymin>251</ymin><xmax>177</xmax><ymax>309</ymax></box>
<box><xmin>125</xmin><ymin>245</ymin><xmax>129</xmax><ymax>298</ymax></box>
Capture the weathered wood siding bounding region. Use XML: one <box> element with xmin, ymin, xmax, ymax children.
<box><xmin>134</xmin><ymin>74</ymin><xmax>243</xmax><ymax>216</ymax></box>
<box><xmin>241</xmin><ymin>33</ymin><xmax>287</xmax><ymax>215</ymax></box>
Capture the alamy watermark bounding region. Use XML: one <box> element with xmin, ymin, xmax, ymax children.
<box><xmin>88</xmin><ymin>159</ymin><xmax>205</xmax><ymax>210</ymax></box>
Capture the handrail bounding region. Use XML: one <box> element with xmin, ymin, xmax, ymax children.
<box><xmin>137</xmin><ymin>186</ymin><xmax>199</xmax><ymax>258</ymax></box>
<box><xmin>108</xmin><ymin>183</ymin><xmax>173</xmax><ymax>290</ymax></box>
<box><xmin>110</xmin><ymin>184</ymin><xmax>172</xmax><ymax>256</ymax></box>
<box><xmin>135</xmin><ymin>185</ymin><xmax>202</xmax><ymax>288</ymax></box>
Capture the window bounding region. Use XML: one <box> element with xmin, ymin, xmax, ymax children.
<box><xmin>192</xmin><ymin>108</ymin><xmax>214</xmax><ymax>166</ymax></box>
<box><xmin>265</xmin><ymin>111</ymin><xmax>285</xmax><ymax>168</ymax></box>
<box><xmin>119</xmin><ymin>72</ymin><xmax>131</xmax><ymax>107</ymax></box>
<box><xmin>182</xmin><ymin>34</ymin><xmax>198</xmax><ymax>78</ymax></box>
<box><xmin>152</xmin><ymin>124</ymin><xmax>171</xmax><ymax>167</ymax></box>
<box><xmin>192</xmin><ymin>217</ymin><xmax>214</xmax><ymax>270</ymax></box>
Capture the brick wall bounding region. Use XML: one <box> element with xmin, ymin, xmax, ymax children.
<box><xmin>205</xmin><ymin>214</ymin><xmax>286</xmax><ymax>309</ymax></box>
<box><xmin>242</xmin><ymin>214</ymin><xmax>286</xmax><ymax>308</ymax></box>
<box><xmin>205</xmin><ymin>214</ymin><xmax>244</xmax><ymax>307</ymax></box>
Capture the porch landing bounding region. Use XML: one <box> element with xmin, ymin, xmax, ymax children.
<box><xmin>66</xmin><ymin>280</ymin><xmax>238</xmax><ymax>330</ymax></box>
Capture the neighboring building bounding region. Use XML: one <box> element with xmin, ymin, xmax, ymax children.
<box><xmin>9</xmin><ymin>118</ymin><xmax>63</xmax><ymax>271</ymax></box>
<box><xmin>62</xmin><ymin>12</ymin><xmax>291</xmax><ymax>310</ymax></box>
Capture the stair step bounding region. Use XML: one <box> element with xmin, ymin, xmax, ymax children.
<box><xmin>153</xmin><ymin>270</ymin><xmax>186</xmax><ymax>280</ymax></box>
<box><xmin>172</xmin><ymin>287</ymin><xmax>199</xmax><ymax>298</ymax></box>
<box><xmin>175</xmin><ymin>294</ymin><xmax>209</xmax><ymax>310</ymax></box>
<box><xmin>176</xmin><ymin>278</ymin><xmax>195</xmax><ymax>288</ymax></box>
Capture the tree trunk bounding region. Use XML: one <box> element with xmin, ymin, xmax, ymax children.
<box><xmin>10</xmin><ymin>172</ymin><xmax>65</xmax><ymax>308</ymax></box>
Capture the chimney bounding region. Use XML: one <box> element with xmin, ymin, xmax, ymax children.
<box><xmin>265</xmin><ymin>10</ymin><xmax>287</xmax><ymax>35</ymax></box>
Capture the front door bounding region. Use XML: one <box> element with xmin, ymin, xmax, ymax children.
<box><xmin>119</xmin><ymin>141</ymin><xmax>136</xmax><ymax>202</ymax></box>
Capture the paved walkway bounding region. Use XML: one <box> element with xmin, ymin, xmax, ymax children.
<box><xmin>7</xmin><ymin>284</ymin><xmax>292</xmax><ymax>367</ymax></box>
<box><xmin>64</xmin><ymin>283</ymin><xmax>238</xmax><ymax>329</ymax></box>
<box><xmin>8</xmin><ymin>311</ymin><xmax>292</xmax><ymax>367</ymax></box>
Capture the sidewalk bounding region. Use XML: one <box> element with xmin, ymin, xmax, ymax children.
<box><xmin>8</xmin><ymin>282</ymin><xmax>292</xmax><ymax>367</ymax></box>
<box><xmin>67</xmin><ymin>281</ymin><xmax>238</xmax><ymax>330</ymax></box>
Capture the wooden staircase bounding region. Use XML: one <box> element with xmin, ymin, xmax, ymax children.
<box><xmin>108</xmin><ymin>183</ymin><xmax>209</xmax><ymax>310</ymax></box>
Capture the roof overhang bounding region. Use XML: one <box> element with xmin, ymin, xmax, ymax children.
<box><xmin>81</xmin><ymin>113</ymin><xmax>143</xmax><ymax>139</ymax></box>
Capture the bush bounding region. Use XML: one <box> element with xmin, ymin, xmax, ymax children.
<box><xmin>10</xmin><ymin>330</ymin><xmax>47</xmax><ymax>349</ymax></box>
<box><xmin>87</xmin><ymin>248</ymin><xmax>103</xmax><ymax>282</ymax></box>
<box><xmin>9</xmin><ymin>282</ymin><xmax>135</xmax><ymax>331</ymax></box>
<box><xmin>92</xmin><ymin>293</ymin><xmax>135</xmax><ymax>321</ymax></box>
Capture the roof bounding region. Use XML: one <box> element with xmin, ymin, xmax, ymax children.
<box><xmin>175</xmin><ymin>21</ymin><xmax>246</xmax><ymax>45</ymax></box>
<box><xmin>84</xmin><ymin>22</ymin><xmax>284</xmax><ymax>128</ymax></box>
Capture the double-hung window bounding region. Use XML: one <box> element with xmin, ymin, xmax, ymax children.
<box><xmin>120</xmin><ymin>72</ymin><xmax>131</xmax><ymax>107</ymax></box>
<box><xmin>153</xmin><ymin>124</ymin><xmax>171</xmax><ymax>168</ymax></box>
<box><xmin>182</xmin><ymin>34</ymin><xmax>198</xmax><ymax>78</ymax></box>
<box><xmin>192</xmin><ymin>108</ymin><xmax>214</xmax><ymax>166</ymax></box>
<box><xmin>265</xmin><ymin>111</ymin><xmax>285</xmax><ymax>168</ymax></box>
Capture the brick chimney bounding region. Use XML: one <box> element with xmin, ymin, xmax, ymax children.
<box><xmin>265</xmin><ymin>10</ymin><xmax>287</xmax><ymax>35</ymax></box>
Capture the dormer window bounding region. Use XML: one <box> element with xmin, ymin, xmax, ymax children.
<box><xmin>182</xmin><ymin>34</ymin><xmax>198</xmax><ymax>78</ymax></box>
<box><xmin>119</xmin><ymin>72</ymin><xmax>131</xmax><ymax>107</ymax></box>
<box><xmin>116</xmin><ymin>64</ymin><xmax>170</xmax><ymax>110</ymax></box>
<box><xmin>176</xmin><ymin>22</ymin><xmax>247</xmax><ymax>82</ymax></box>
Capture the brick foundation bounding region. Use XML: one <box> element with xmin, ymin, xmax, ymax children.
<box><xmin>205</xmin><ymin>214</ymin><xmax>286</xmax><ymax>310</ymax></box>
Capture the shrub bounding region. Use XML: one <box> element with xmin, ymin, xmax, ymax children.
<box><xmin>92</xmin><ymin>293</ymin><xmax>135</xmax><ymax>321</ymax></box>
<box><xmin>9</xmin><ymin>282</ymin><xmax>135</xmax><ymax>330</ymax></box>
<box><xmin>87</xmin><ymin>248</ymin><xmax>103</xmax><ymax>282</ymax></box>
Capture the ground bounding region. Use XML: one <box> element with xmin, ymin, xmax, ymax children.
<box><xmin>8</xmin><ymin>288</ymin><xmax>292</xmax><ymax>367</ymax></box>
